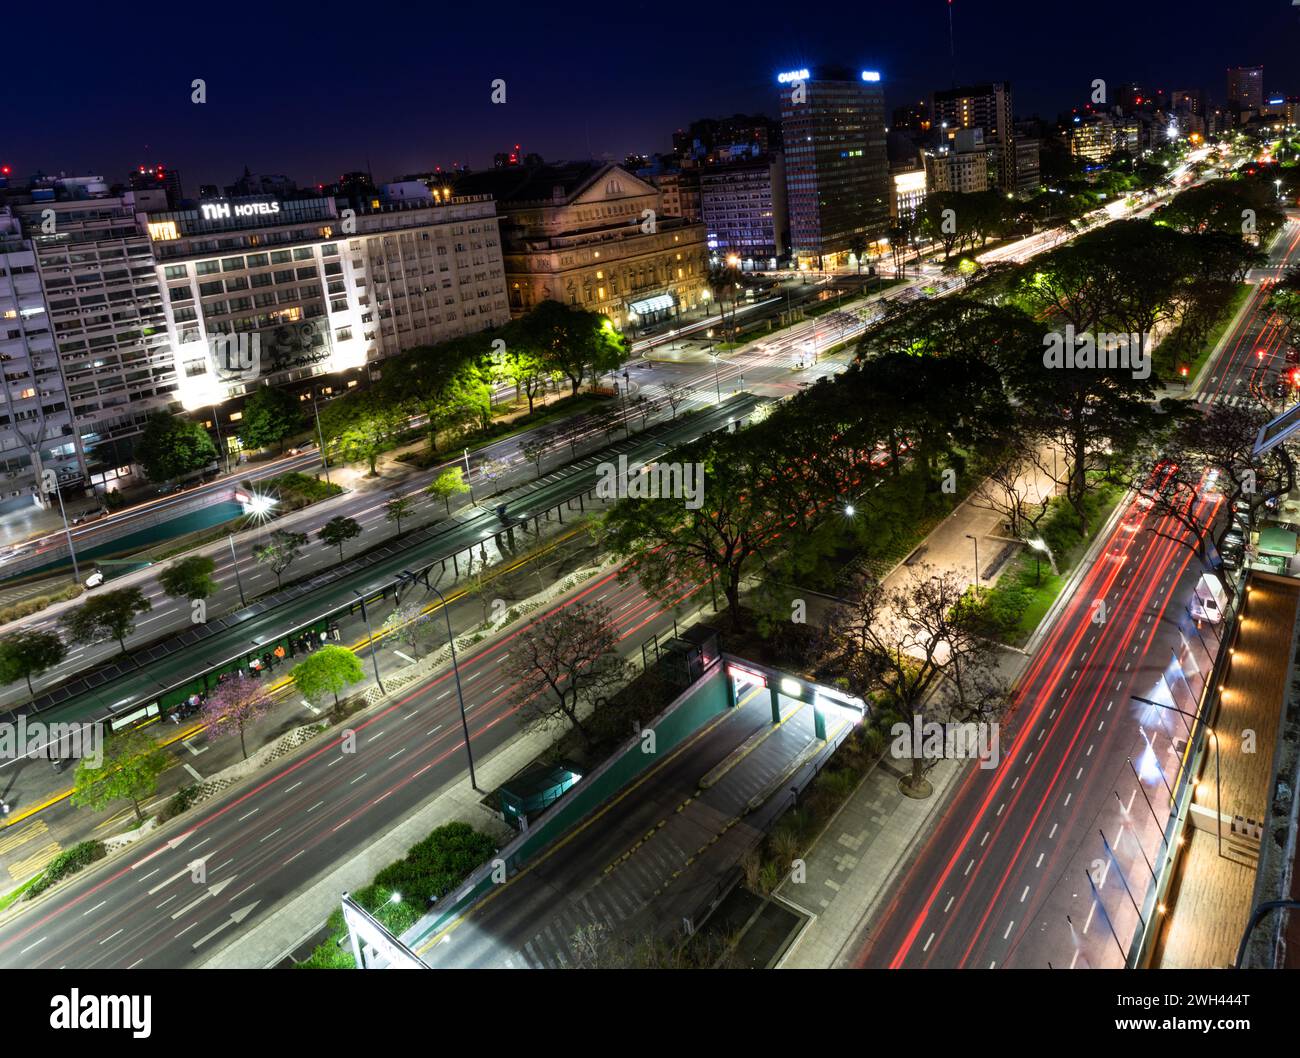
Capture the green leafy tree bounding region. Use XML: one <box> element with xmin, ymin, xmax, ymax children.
<box><xmin>70</xmin><ymin>728</ymin><xmax>168</xmax><ymax>823</ymax></box>
<box><xmin>384</xmin><ymin>494</ymin><xmax>414</xmax><ymax>535</ymax></box>
<box><xmin>518</xmin><ymin>301</ymin><xmax>627</xmax><ymax>396</ymax></box>
<box><xmin>425</xmin><ymin>467</ymin><xmax>470</xmax><ymax>514</ymax></box>
<box><xmin>252</xmin><ymin>529</ymin><xmax>308</xmax><ymax>588</ymax></box>
<box><xmin>0</xmin><ymin>629</ymin><xmax>66</xmax><ymax>698</ymax></box>
<box><xmin>292</xmin><ymin>645</ymin><xmax>364</xmax><ymax>707</ymax></box>
<box><xmin>135</xmin><ymin>411</ymin><xmax>218</xmax><ymax>483</ymax></box>
<box><xmin>381</xmin><ymin>602</ymin><xmax>434</xmax><ymax>660</ymax></box>
<box><xmin>320</xmin><ymin>389</ymin><xmax>405</xmax><ymax>475</ymax></box>
<box><xmin>62</xmin><ymin>588</ymin><xmax>152</xmax><ymax>654</ymax></box>
<box><xmin>158</xmin><ymin>555</ymin><xmax>218</xmax><ymax>602</ymax></box>
<box><xmin>319</xmin><ymin>515</ymin><xmax>362</xmax><ymax>561</ymax></box>
<box><xmin>238</xmin><ymin>385</ymin><xmax>305</xmax><ymax>453</ymax></box>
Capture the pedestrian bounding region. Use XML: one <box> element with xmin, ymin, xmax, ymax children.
<box><xmin>330</xmin><ymin>624</ymin><xmax>341</xmax><ymax>642</ymax></box>
<box><xmin>319</xmin><ymin>629</ymin><xmax>328</xmax><ymax>646</ymax></box>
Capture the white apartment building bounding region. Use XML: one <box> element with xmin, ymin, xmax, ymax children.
<box><xmin>0</xmin><ymin>208</ymin><xmax>78</xmax><ymax>511</ymax></box>
<box><xmin>13</xmin><ymin>188</ymin><xmax>177</xmax><ymax>493</ymax></box>
<box><xmin>142</xmin><ymin>191</ymin><xmax>510</xmax><ymax>450</ymax></box>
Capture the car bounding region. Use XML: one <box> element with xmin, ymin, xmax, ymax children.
<box><xmin>1286</xmin><ymin>348</ymin><xmax>1300</xmax><ymax>365</ymax></box>
<box><xmin>84</xmin><ymin>569</ymin><xmax>104</xmax><ymax>589</ymax></box>
<box><xmin>156</xmin><ymin>482</ymin><xmax>182</xmax><ymax>495</ymax></box>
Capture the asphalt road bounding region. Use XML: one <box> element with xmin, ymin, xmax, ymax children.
<box><xmin>854</xmin><ymin>217</ymin><xmax>1300</xmax><ymax>970</ymax></box>
<box><xmin>0</xmin><ymin>556</ymin><xmax>708</xmax><ymax>968</ymax></box>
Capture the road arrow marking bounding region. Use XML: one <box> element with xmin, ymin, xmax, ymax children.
<box><xmin>191</xmin><ymin>901</ymin><xmax>260</xmax><ymax>950</ymax></box>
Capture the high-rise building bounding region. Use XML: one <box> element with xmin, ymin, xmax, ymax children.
<box><xmin>1171</xmin><ymin>88</ymin><xmax>1203</xmax><ymax>116</ymax></box>
<box><xmin>700</xmin><ymin>154</ymin><xmax>787</xmax><ymax>267</ymax></box>
<box><xmin>778</xmin><ymin>65</ymin><xmax>890</xmax><ymax>269</ymax></box>
<box><xmin>455</xmin><ymin>161</ymin><xmax>708</xmax><ymax>330</ymax></box>
<box><xmin>654</xmin><ymin>168</ymin><xmax>702</xmax><ymax>223</ymax></box>
<box><xmin>932</xmin><ymin>82</ymin><xmax>1015</xmax><ymax>190</ymax></box>
<box><xmin>0</xmin><ymin>207</ymin><xmax>77</xmax><ymax>511</ymax></box>
<box><xmin>1227</xmin><ymin>66</ymin><xmax>1264</xmax><ymax>114</ymax></box>
<box><xmin>13</xmin><ymin>187</ymin><xmax>177</xmax><ymax>491</ymax></box>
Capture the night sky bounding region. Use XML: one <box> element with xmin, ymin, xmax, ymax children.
<box><xmin>3</xmin><ymin>0</ymin><xmax>1297</xmax><ymax>192</ymax></box>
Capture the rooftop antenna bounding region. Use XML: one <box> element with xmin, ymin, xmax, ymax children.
<box><xmin>948</xmin><ymin>0</ymin><xmax>956</xmax><ymax>86</ymax></box>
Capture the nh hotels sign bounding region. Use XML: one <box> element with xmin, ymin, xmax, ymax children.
<box><xmin>200</xmin><ymin>201</ymin><xmax>282</xmax><ymax>221</ymax></box>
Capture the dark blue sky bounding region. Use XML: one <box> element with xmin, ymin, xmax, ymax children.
<box><xmin>2</xmin><ymin>0</ymin><xmax>1296</xmax><ymax>191</ymax></box>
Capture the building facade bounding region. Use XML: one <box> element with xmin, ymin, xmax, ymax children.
<box><xmin>932</xmin><ymin>82</ymin><xmax>1015</xmax><ymax>191</ymax></box>
<box><xmin>0</xmin><ymin>208</ymin><xmax>77</xmax><ymax>511</ymax></box>
<box><xmin>779</xmin><ymin>66</ymin><xmax>890</xmax><ymax>269</ymax></box>
<box><xmin>13</xmin><ymin>188</ymin><xmax>178</xmax><ymax>492</ymax></box>
<box><xmin>142</xmin><ymin>191</ymin><xmax>511</xmax><ymax>441</ymax></box>
<box><xmin>1227</xmin><ymin>66</ymin><xmax>1264</xmax><ymax>115</ymax></box>
<box><xmin>700</xmin><ymin>154</ymin><xmax>788</xmax><ymax>268</ymax></box>
<box><xmin>455</xmin><ymin>162</ymin><xmax>708</xmax><ymax>330</ymax></box>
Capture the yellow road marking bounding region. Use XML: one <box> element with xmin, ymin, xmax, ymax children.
<box><xmin>0</xmin><ymin>820</ymin><xmax>48</xmax><ymax>856</ymax></box>
<box><xmin>9</xmin><ymin>841</ymin><xmax>61</xmax><ymax>882</ymax></box>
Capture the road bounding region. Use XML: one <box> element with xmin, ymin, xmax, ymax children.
<box><xmin>0</xmin><ymin>394</ymin><xmax>759</xmax><ymax>721</ymax></box>
<box><xmin>0</xmin><ymin>552</ymin><xmax>710</xmax><ymax>968</ymax></box>
<box><xmin>854</xmin><ymin>217</ymin><xmax>1299</xmax><ymax>970</ymax></box>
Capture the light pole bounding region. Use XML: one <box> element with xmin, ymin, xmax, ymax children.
<box><xmin>1132</xmin><ymin>693</ymin><xmax>1222</xmax><ymax>858</ymax></box>
<box><xmin>428</xmin><ymin>582</ymin><xmax>478</xmax><ymax>791</ymax></box>
<box><xmin>227</xmin><ymin>532</ymin><xmax>246</xmax><ymax>606</ymax></box>
<box><xmin>965</xmin><ymin>533</ymin><xmax>980</xmax><ymax>588</ymax></box>
<box><xmin>462</xmin><ymin>447</ymin><xmax>476</xmax><ymax>505</ymax></box>
<box><xmin>709</xmin><ymin>348</ymin><xmax>722</xmax><ymax>403</ymax></box>
<box><xmin>47</xmin><ymin>480</ymin><xmax>81</xmax><ymax>583</ymax></box>
<box><xmin>310</xmin><ymin>389</ymin><xmax>330</xmax><ymax>486</ymax></box>
<box><xmin>210</xmin><ymin>405</ymin><xmax>230</xmax><ymax>476</ymax></box>
<box><xmin>351</xmin><ymin>589</ymin><xmax>385</xmax><ymax>695</ymax></box>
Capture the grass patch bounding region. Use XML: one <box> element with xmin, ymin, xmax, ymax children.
<box><xmin>973</xmin><ymin>482</ymin><xmax>1125</xmax><ymax>645</ymax></box>
<box><xmin>1156</xmin><ymin>282</ymin><xmax>1254</xmax><ymax>383</ymax></box>
<box><xmin>254</xmin><ymin>471</ymin><xmax>344</xmax><ymax>511</ymax></box>
<box><xmin>295</xmin><ymin>821</ymin><xmax>496</xmax><ymax>968</ymax></box>
<box><xmin>0</xmin><ymin>874</ymin><xmax>41</xmax><ymax>914</ymax></box>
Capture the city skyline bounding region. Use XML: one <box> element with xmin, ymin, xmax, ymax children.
<box><xmin>3</xmin><ymin>0</ymin><xmax>1296</xmax><ymax>190</ymax></box>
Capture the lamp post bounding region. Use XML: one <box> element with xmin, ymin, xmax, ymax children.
<box><xmin>227</xmin><ymin>532</ymin><xmax>246</xmax><ymax>606</ymax></box>
<box><xmin>1131</xmin><ymin>694</ymin><xmax>1222</xmax><ymax>858</ymax></box>
<box><xmin>428</xmin><ymin>583</ymin><xmax>478</xmax><ymax>791</ymax></box>
<box><xmin>46</xmin><ymin>479</ymin><xmax>81</xmax><ymax>583</ymax></box>
<box><xmin>351</xmin><ymin>589</ymin><xmax>385</xmax><ymax>695</ymax></box>
<box><xmin>310</xmin><ymin>389</ymin><xmax>330</xmax><ymax>486</ymax></box>
<box><xmin>210</xmin><ymin>405</ymin><xmax>230</xmax><ymax>476</ymax></box>
<box><xmin>965</xmin><ymin>533</ymin><xmax>980</xmax><ymax>588</ymax></box>
<box><xmin>462</xmin><ymin>448</ymin><xmax>476</xmax><ymax>505</ymax></box>
<box><xmin>709</xmin><ymin>348</ymin><xmax>722</xmax><ymax>403</ymax></box>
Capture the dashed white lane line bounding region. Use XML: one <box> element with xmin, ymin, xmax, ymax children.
<box><xmin>20</xmin><ymin>938</ymin><xmax>46</xmax><ymax>955</ymax></box>
<box><xmin>1035</xmin><ymin>853</ymin><xmax>1044</xmax><ymax>868</ymax></box>
<box><xmin>349</xmin><ymin>773</ymin><xmax>367</xmax><ymax>785</ymax></box>
<box><xmin>285</xmin><ymin>781</ymin><xmax>302</xmax><ymax>794</ymax></box>
<box><xmin>1020</xmin><ymin>886</ymin><xmax>1030</xmax><ymax>903</ymax></box>
<box><xmin>1049</xmin><ymin>822</ymin><xmax>1058</xmax><ymax>839</ymax></box>
<box><xmin>427</xmin><ymin>724</ymin><xmax>443</xmax><ymax>736</ymax></box>
<box><xmin>923</xmin><ymin>932</ymin><xmax>935</xmax><ymax>952</ymax></box>
<box><xmin>239</xmin><ymin>809</ymin><xmax>259</xmax><ymax>822</ymax></box>
<box><xmin>307</xmin><ymin>801</ymin><xmax>325</xmax><ymax>812</ymax></box>
<box><xmin>388</xmin><ymin>748</ymin><xmax>406</xmax><ymax>760</ymax></box>
<box><xmin>980</xmin><ymin>831</ymin><xmax>990</xmax><ymax>847</ymax></box>
<box><xmin>83</xmin><ymin>901</ymin><xmax>107</xmax><ymax>916</ymax></box>
<box><xmin>944</xmin><ymin>896</ymin><xmax>954</xmax><ymax>913</ymax></box>
<box><xmin>965</xmin><ymin>859</ymin><xmax>975</xmax><ymax>876</ymax></box>
<box><xmin>1003</xmin><ymin>920</ymin><xmax>1015</xmax><ymax>940</ymax></box>
<box><xmin>100</xmin><ymin>928</ymin><xmax>124</xmax><ymax>945</ymax></box>
<box><xmin>259</xmin><ymin>828</ymin><xmax>281</xmax><ymax>843</ymax></box>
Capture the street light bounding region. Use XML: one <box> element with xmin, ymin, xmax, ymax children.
<box><xmin>44</xmin><ymin>477</ymin><xmax>81</xmax><ymax>584</ymax></box>
<box><xmin>227</xmin><ymin>532</ymin><xmax>247</xmax><ymax>606</ymax></box>
<box><xmin>424</xmin><ymin>580</ymin><xmax>478</xmax><ymax>791</ymax></box>
<box><xmin>351</xmin><ymin>589</ymin><xmax>386</xmax><ymax>695</ymax></box>
<box><xmin>309</xmin><ymin>389</ymin><xmax>331</xmax><ymax>486</ymax></box>
<box><xmin>965</xmin><ymin>533</ymin><xmax>980</xmax><ymax>588</ymax></box>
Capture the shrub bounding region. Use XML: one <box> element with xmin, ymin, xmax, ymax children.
<box><xmin>157</xmin><ymin>784</ymin><xmax>200</xmax><ymax>823</ymax></box>
<box><xmin>26</xmin><ymin>840</ymin><xmax>107</xmax><ymax>898</ymax></box>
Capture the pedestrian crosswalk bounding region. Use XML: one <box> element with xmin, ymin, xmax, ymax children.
<box><xmin>1192</xmin><ymin>393</ymin><xmax>1257</xmax><ymax>406</ymax></box>
<box><xmin>2</xmin><ymin>820</ymin><xmax>62</xmax><ymax>882</ymax></box>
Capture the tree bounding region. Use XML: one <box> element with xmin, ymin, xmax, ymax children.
<box><xmin>0</xmin><ymin>629</ymin><xmax>66</xmax><ymax>698</ymax></box>
<box><xmin>426</xmin><ymin>466</ymin><xmax>470</xmax><ymax>514</ymax></box>
<box><xmin>505</xmin><ymin>602</ymin><xmax>630</xmax><ymax>746</ymax></box>
<box><xmin>500</xmin><ymin>344</ymin><xmax>547</xmax><ymax>414</ymax></box>
<box><xmin>384</xmin><ymin>494</ymin><xmax>414</xmax><ymax>536</ymax></box>
<box><xmin>70</xmin><ymin>727</ymin><xmax>167</xmax><ymax>824</ymax></box>
<box><xmin>201</xmin><ymin>671</ymin><xmax>273</xmax><ymax>760</ymax></box>
<box><xmin>158</xmin><ymin>555</ymin><xmax>218</xmax><ymax>602</ymax></box>
<box><xmin>135</xmin><ymin>411</ymin><xmax>219</xmax><ymax>483</ymax></box>
<box><xmin>319</xmin><ymin>388</ymin><xmax>405</xmax><ymax>475</ymax></box>
<box><xmin>381</xmin><ymin>602</ymin><xmax>434</xmax><ymax>660</ymax></box>
<box><xmin>521</xmin><ymin>431</ymin><xmax>552</xmax><ymax>479</ymax></box>
<box><xmin>663</xmin><ymin>381</ymin><xmax>691</xmax><ymax>420</ymax></box>
<box><xmin>821</xmin><ymin>568</ymin><xmax>1006</xmax><ymax>796</ymax></box>
<box><xmin>292</xmin><ymin>645</ymin><xmax>364</xmax><ymax>707</ymax></box>
<box><xmin>319</xmin><ymin>515</ymin><xmax>362</xmax><ymax>562</ymax></box>
<box><xmin>252</xmin><ymin>529</ymin><xmax>308</xmax><ymax>588</ymax></box>
<box><xmin>517</xmin><ymin>301</ymin><xmax>627</xmax><ymax>396</ymax></box>
<box><xmin>237</xmin><ymin>385</ymin><xmax>304</xmax><ymax>453</ymax></box>
<box><xmin>62</xmin><ymin>588</ymin><xmax>152</xmax><ymax>654</ymax></box>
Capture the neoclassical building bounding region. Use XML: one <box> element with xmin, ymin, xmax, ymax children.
<box><xmin>456</xmin><ymin>162</ymin><xmax>709</xmax><ymax>330</ymax></box>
